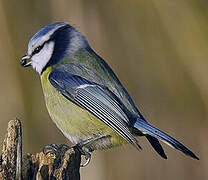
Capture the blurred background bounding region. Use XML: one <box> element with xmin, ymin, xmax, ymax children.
<box><xmin>0</xmin><ymin>0</ymin><xmax>207</xmax><ymax>179</ymax></box>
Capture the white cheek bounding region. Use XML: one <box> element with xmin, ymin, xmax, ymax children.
<box><xmin>31</xmin><ymin>41</ymin><xmax>55</xmax><ymax>74</ymax></box>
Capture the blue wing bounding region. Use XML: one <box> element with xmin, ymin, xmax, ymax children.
<box><xmin>49</xmin><ymin>69</ymin><xmax>142</xmax><ymax>150</ymax></box>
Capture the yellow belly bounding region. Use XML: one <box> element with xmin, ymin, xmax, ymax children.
<box><xmin>40</xmin><ymin>67</ymin><xmax>127</xmax><ymax>150</ymax></box>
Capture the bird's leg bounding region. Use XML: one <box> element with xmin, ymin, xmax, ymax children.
<box><xmin>74</xmin><ymin>135</ymin><xmax>110</xmax><ymax>167</ymax></box>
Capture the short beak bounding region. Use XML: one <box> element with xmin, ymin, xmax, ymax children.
<box><xmin>20</xmin><ymin>55</ymin><xmax>32</xmax><ymax>67</ymax></box>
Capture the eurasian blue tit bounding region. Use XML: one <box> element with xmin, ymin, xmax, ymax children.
<box><xmin>20</xmin><ymin>22</ymin><xmax>199</xmax><ymax>162</ymax></box>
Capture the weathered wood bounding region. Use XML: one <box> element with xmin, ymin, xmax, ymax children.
<box><xmin>0</xmin><ymin>119</ymin><xmax>81</xmax><ymax>180</ymax></box>
<box><xmin>0</xmin><ymin>119</ymin><xmax>22</xmax><ymax>180</ymax></box>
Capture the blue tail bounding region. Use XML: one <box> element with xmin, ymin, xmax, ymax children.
<box><xmin>134</xmin><ymin>119</ymin><xmax>199</xmax><ymax>160</ymax></box>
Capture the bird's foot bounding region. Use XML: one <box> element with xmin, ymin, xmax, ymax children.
<box><xmin>43</xmin><ymin>144</ymin><xmax>59</xmax><ymax>155</ymax></box>
<box><xmin>73</xmin><ymin>143</ymin><xmax>91</xmax><ymax>167</ymax></box>
<box><xmin>73</xmin><ymin>135</ymin><xmax>110</xmax><ymax>167</ymax></box>
<box><xmin>42</xmin><ymin>144</ymin><xmax>70</xmax><ymax>155</ymax></box>
<box><xmin>43</xmin><ymin>143</ymin><xmax>91</xmax><ymax>167</ymax></box>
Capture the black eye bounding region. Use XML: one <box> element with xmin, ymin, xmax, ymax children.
<box><xmin>33</xmin><ymin>45</ymin><xmax>44</xmax><ymax>55</ymax></box>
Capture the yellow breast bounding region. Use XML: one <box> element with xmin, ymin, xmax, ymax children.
<box><xmin>40</xmin><ymin>67</ymin><xmax>126</xmax><ymax>149</ymax></box>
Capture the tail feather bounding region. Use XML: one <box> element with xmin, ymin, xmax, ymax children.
<box><xmin>134</xmin><ymin>119</ymin><xmax>199</xmax><ymax>160</ymax></box>
<box><xmin>146</xmin><ymin>135</ymin><xmax>167</xmax><ymax>159</ymax></box>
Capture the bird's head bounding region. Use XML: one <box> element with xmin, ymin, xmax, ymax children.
<box><xmin>20</xmin><ymin>22</ymin><xmax>89</xmax><ymax>74</ymax></box>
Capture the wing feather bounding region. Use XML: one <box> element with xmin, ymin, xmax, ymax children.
<box><xmin>49</xmin><ymin>70</ymin><xmax>141</xmax><ymax>150</ymax></box>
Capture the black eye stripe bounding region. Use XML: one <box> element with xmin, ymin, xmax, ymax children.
<box><xmin>32</xmin><ymin>43</ymin><xmax>45</xmax><ymax>55</ymax></box>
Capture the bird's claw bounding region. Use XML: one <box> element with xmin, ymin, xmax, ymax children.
<box><xmin>73</xmin><ymin>144</ymin><xmax>91</xmax><ymax>167</ymax></box>
<box><xmin>43</xmin><ymin>144</ymin><xmax>59</xmax><ymax>155</ymax></box>
<box><xmin>43</xmin><ymin>144</ymin><xmax>91</xmax><ymax>167</ymax></box>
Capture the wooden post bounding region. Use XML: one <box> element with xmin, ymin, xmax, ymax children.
<box><xmin>0</xmin><ymin>119</ymin><xmax>81</xmax><ymax>180</ymax></box>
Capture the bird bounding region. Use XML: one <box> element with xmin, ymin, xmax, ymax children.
<box><xmin>20</xmin><ymin>22</ymin><xmax>199</xmax><ymax>165</ymax></box>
